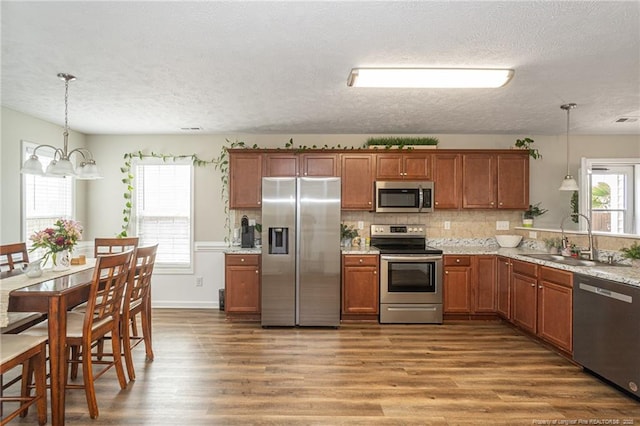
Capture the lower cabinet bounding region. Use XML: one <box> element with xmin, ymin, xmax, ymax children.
<box><xmin>496</xmin><ymin>256</ymin><xmax>512</xmax><ymax>319</ymax></box>
<box><xmin>537</xmin><ymin>266</ymin><xmax>573</xmax><ymax>353</ymax></box>
<box><xmin>443</xmin><ymin>255</ymin><xmax>496</xmax><ymax>317</ymax></box>
<box><xmin>224</xmin><ymin>254</ymin><xmax>261</xmax><ymax>319</ymax></box>
<box><xmin>342</xmin><ymin>254</ymin><xmax>379</xmax><ymax>321</ymax></box>
<box><xmin>510</xmin><ymin>259</ymin><xmax>573</xmax><ymax>354</ymax></box>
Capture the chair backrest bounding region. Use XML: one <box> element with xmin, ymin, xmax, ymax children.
<box><xmin>0</xmin><ymin>242</ymin><xmax>29</xmax><ymax>272</ymax></box>
<box><xmin>94</xmin><ymin>237</ymin><xmax>139</xmax><ymax>257</ymax></box>
<box><xmin>83</xmin><ymin>250</ymin><xmax>134</xmax><ymax>337</ymax></box>
<box><xmin>124</xmin><ymin>244</ymin><xmax>158</xmax><ymax>312</ymax></box>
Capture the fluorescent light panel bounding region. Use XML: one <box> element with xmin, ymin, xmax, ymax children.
<box><xmin>347</xmin><ymin>68</ymin><xmax>514</xmax><ymax>88</ymax></box>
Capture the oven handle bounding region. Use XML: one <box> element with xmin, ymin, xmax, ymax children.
<box><xmin>418</xmin><ymin>184</ymin><xmax>424</xmax><ymax>212</ymax></box>
<box><xmin>381</xmin><ymin>255</ymin><xmax>442</xmax><ymax>262</ymax></box>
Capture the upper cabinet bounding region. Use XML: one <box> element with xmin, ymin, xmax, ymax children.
<box><xmin>229</xmin><ymin>152</ymin><xmax>262</xmax><ymax>209</ymax></box>
<box><xmin>227</xmin><ymin>149</ymin><xmax>528</xmax><ymax>212</ymax></box>
<box><xmin>462</xmin><ymin>152</ymin><xmax>529</xmax><ymax>209</ymax></box>
<box><xmin>433</xmin><ymin>153</ymin><xmax>462</xmax><ymax>209</ymax></box>
<box><xmin>376</xmin><ymin>153</ymin><xmax>432</xmax><ymax>180</ymax></box>
<box><xmin>263</xmin><ymin>153</ymin><xmax>339</xmax><ymax>177</ymax></box>
<box><xmin>341</xmin><ymin>154</ymin><xmax>375</xmax><ymax>210</ymax></box>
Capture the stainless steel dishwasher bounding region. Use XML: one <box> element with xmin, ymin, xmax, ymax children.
<box><xmin>573</xmin><ymin>273</ymin><xmax>640</xmax><ymax>398</ymax></box>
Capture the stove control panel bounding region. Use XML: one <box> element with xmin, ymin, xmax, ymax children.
<box><xmin>371</xmin><ymin>224</ymin><xmax>425</xmax><ymax>237</ymax></box>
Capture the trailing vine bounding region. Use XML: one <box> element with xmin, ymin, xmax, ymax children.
<box><xmin>118</xmin><ymin>137</ymin><xmax>423</xmax><ymax>239</ymax></box>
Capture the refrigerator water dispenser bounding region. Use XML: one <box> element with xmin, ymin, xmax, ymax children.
<box><xmin>268</xmin><ymin>227</ymin><xmax>289</xmax><ymax>254</ymax></box>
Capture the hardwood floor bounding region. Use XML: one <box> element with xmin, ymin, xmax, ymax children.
<box><xmin>9</xmin><ymin>309</ymin><xmax>640</xmax><ymax>425</ymax></box>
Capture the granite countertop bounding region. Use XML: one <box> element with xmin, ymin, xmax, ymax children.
<box><xmin>437</xmin><ymin>245</ymin><xmax>640</xmax><ymax>288</ymax></box>
<box><xmin>224</xmin><ymin>247</ymin><xmax>262</xmax><ymax>254</ymax></box>
<box><xmin>341</xmin><ymin>247</ymin><xmax>380</xmax><ymax>255</ymax></box>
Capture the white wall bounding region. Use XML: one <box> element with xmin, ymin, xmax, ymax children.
<box><xmin>1</xmin><ymin>107</ymin><xmax>88</xmax><ymax>243</ymax></box>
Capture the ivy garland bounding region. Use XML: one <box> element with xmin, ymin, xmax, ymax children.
<box><xmin>118</xmin><ymin>137</ymin><xmax>419</xmax><ymax>239</ymax></box>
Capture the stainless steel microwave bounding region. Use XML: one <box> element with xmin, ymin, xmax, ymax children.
<box><xmin>375</xmin><ymin>181</ymin><xmax>434</xmax><ymax>213</ymax></box>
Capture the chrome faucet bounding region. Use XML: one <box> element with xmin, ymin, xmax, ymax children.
<box><xmin>560</xmin><ymin>213</ymin><xmax>595</xmax><ymax>260</ymax></box>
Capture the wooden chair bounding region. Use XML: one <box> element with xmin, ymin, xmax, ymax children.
<box><xmin>23</xmin><ymin>250</ymin><xmax>134</xmax><ymax>419</ymax></box>
<box><xmin>122</xmin><ymin>244</ymin><xmax>158</xmax><ymax>381</ymax></box>
<box><xmin>0</xmin><ymin>335</ymin><xmax>47</xmax><ymax>425</ymax></box>
<box><xmin>0</xmin><ymin>243</ymin><xmax>29</xmax><ymax>272</ymax></box>
<box><xmin>94</xmin><ymin>237</ymin><xmax>139</xmax><ymax>257</ymax></box>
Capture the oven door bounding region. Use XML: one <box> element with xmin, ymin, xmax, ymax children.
<box><xmin>380</xmin><ymin>255</ymin><xmax>442</xmax><ymax>304</ymax></box>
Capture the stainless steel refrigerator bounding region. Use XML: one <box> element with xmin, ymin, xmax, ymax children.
<box><xmin>261</xmin><ymin>177</ymin><xmax>341</xmax><ymax>327</ymax></box>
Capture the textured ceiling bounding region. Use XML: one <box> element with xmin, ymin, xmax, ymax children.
<box><xmin>1</xmin><ymin>1</ymin><xmax>639</xmax><ymax>136</ymax></box>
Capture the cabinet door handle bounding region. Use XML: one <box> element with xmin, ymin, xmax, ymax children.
<box><xmin>445</xmin><ymin>271</ymin><xmax>449</xmax><ymax>275</ymax></box>
<box><xmin>258</xmin><ymin>201</ymin><xmax>261</xmax><ymax>205</ymax></box>
<box><xmin>499</xmin><ymin>202</ymin><xmax>503</xmax><ymax>206</ymax></box>
<box><xmin>368</xmin><ymin>201</ymin><xmax>372</xmax><ymax>205</ymax></box>
<box><xmin>256</xmin><ymin>270</ymin><xmax>259</xmax><ymax>274</ymax></box>
<box><xmin>373</xmin><ymin>271</ymin><xmax>377</xmax><ymax>275</ymax></box>
<box><xmin>538</xmin><ymin>285</ymin><xmax>543</xmax><ymax>289</ymax></box>
<box><xmin>359</xmin><ymin>259</ymin><xmax>363</xmax><ymax>263</ymax></box>
<box><xmin>531</xmin><ymin>283</ymin><xmax>535</xmax><ymax>287</ymax></box>
<box><xmin>490</xmin><ymin>201</ymin><xmax>495</xmax><ymax>206</ymax></box>
<box><xmin>435</xmin><ymin>201</ymin><xmax>439</xmax><ymax>205</ymax></box>
<box><xmin>304</xmin><ymin>172</ymin><xmax>308</xmax><ymax>176</ymax></box>
<box><xmin>241</xmin><ymin>258</ymin><xmax>245</xmax><ymax>262</ymax></box>
<box><xmin>456</xmin><ymin>258</ymin><xmax>460</xmax><ymax>263</ymax></box>
<box><xmin>504</xmin><ymin>262</ymin><xmax>509</xmax><ymax>266</ymax></box>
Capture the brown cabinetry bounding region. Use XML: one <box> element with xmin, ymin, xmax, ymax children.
<box><xmin>496</xmin><ymin>256</ymin><xmax>512</xmax><ymax>319</ymax></box>
<box><xmin>263</xmin><ymin>154</ymin><xmax>298</xmax><ymax>177</ymax></box>
<box><xmin>443</xmin><ymin>255</ymin><xmax>496</xmax><ymax>317</ymax></box>
<box><xmin>342</xmin><ymin>254</ymin><xmax>379</xmax><ymax>321</ymax></box>
<box><xmin>462</xmin><ymin>152</ymin><xmax>529</xmax><ymax>209</ymax></box>
<box><xmin>537</xmin><ymin>266</ymin><xmax>573</xmax><ymax>353</ymax></box>
<box><xmin>229</xmin><ymin>152</ymin><xmax>262</xmax><ymax>209</ymax></box>
<box><xmin>300</xmin><ymin>153</ymin><xmax>339</xmax><ymax>177</ymax></box>
<box><xmin>511</xmin><ymin>259</ymin><xmax>538</xmax><ymax>333</ymax></box>
<box><xmin>433</xmin><ymin>153</ymin><xmax>462</xmax><ymax>209</ymax></box>
<box><xmin>376</xmin><ymin>153</ymin><xmax>432</xmax><ymax>180</ymax></box>
<box><xmin>341</xmin><ymin>154</ymin><xmax>375</xmax><ymax>210</ymax></box>
<box><xmin>224</xmin><ymin>254</ymin><xmax>261</xmax><ymax>319</ymax></box>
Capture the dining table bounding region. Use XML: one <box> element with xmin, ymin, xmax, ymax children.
<box><xmin>1</xmin><ymin>260</ymin><xmax>96</xmax><ymax>426</ymax></box>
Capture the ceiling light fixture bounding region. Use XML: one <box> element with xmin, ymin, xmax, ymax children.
<box><xmin>21</xmin><ymin>73</ymin><xmax>101</xmax><ymax>179</ymax></box>
<box><xmin>347</xmin><ymin>68</ymin><xmax>514</xmax><ymax>88</ymax></box>
<box><xmin>559</xmin><ymin>103</ymin><xmax>579</xmax><ymax>191</ymax></box>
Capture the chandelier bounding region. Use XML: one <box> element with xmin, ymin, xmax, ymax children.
<box><xmin>558</xmin><ymin>103</ymin><xmax>579</xmax><ymax>191</ymax></box>
<box><xmin>21</xmin><ymin>73</ymin><xmax>101</xmax><ymax>179</ymax></box>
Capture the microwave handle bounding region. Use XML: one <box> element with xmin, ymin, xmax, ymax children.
<box><xmin>418</xmin><ymin>185</ymin><xmax>424</xmax><ymax>212</ymax></box>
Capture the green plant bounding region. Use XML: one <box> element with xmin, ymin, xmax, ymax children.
<box><xmin>514</xmin><ymin>137</ymin><xmax>541</xmax><ymax>160</ymax></box>
<box><xmin>366</xmin><ymin>137</ymin><xmax>439</xmax><ymax>150</ymax></box>
<box><xmin>543</xmin><ymin>237</ymin><xmax>563</xmax><ymax>249</ymax></box>
<box><xmin>340</xmin><ymin>224</ymin><xmax>359</xmax><ymax>240</ymax></box>
<box><xmin>571</xmin><ymin>191</ymin><xmax>579</xmax><ymax>223</ymax></box>
<box><xmin>254</xmin><ymin>223</ymin><xmax>262</xmax><ymax>233</ymax></box>
<box><xmin>524</xmin><ymin>202</ymin><xmax>548</xmax><ymax>219</ymax></box>
<box><xmin>620</xmin><ymin>242</ymin><xmax>640</xmax><ymax>260</ymax></box>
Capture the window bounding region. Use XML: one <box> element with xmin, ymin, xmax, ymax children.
<box><xmin>581</xmin><ymin>158</ymin><xmax>639</xmax><ymax>235</ymax></box>
<box><xmin>22</xmin><ymin>141</ymin><xmax>74</xmax><ymax>248</ymax></box>
<box><xmin>134</xmin><ymin>159</ymin><xmax>193</xmax><ymax>271</ymax></box>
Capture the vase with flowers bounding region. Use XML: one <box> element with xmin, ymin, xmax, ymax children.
<box><xmin>29</xmin><ymin>219</ymin><xmax>83</xmax><ymax>271</ymax></box>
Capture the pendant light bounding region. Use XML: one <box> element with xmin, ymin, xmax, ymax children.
<box><xmin>559</xmin><ymin>103</ymin><xmax>579</xmax><ymax>191</ymax></box>
<box><xmin>20</xmin><ymin>73</ymin><xmax>102</xmax><ymax>179</ymax></box>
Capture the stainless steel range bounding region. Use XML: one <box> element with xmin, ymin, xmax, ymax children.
<box><xmin>371</xmin><ymin>224</ymin><xmax>443</xmax><ymax>324</ymax></box>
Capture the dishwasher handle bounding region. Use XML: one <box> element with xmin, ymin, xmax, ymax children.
<box><xmin>579</xmin><ymin>282</ymin><xmax>633</xmax><ymax>304</ymax></box>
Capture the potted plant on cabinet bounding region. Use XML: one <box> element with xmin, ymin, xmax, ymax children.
<box><xmin>514</xmin><ymin>137</ymin><xmax>542</xmax><ymax>159</ymax></box>
<box><xmin>523</xmin><ymin>203</ymin><xmax>548</xmax><ymax>227</ymax></box>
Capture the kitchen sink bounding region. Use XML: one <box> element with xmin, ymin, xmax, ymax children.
<box><xmin>522</xmin><ymin>253</ymin><xmax>630</xmax><ymax>267</ymax></box>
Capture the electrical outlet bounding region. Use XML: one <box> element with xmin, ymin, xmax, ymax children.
<box><xmin>529</xmin><ymin>231</ymin><xmax>537</xmax><ymax>239</ymax></box>
<box><xmin>357</xmin><ymin>221</ymin><xmax>364</xmax><ymax>230</ymax></box>
<box><xmin>444</xmin><ymin>221</ymin><xmax>451</xmax><ymax>230</ymax></box>
<box><xmin>496</xmin><ymin>221</ymin><xmax>510</xmax><ymax>230</ymax></box>
<box><xmin>195</xmin><ymin>276</ymin><xmax>204</xmax><ymax>287</ymax></box>
<box><xmin>249</xmin><ymin>219</ymin><xmax>256</xmax><ymax>226</ymax></box>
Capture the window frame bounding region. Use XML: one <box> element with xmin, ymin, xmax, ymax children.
<box><xmin>21</xmin><ymin>140</ymin><xmax>76</xmax><ymax>247</ymax></box>
<box><xmin>131</xmin><ymin>157</ymin><xmax>195</xmax><ymax>274</ymax></box>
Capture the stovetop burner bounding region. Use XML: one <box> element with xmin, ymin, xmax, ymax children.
<box><xmin>370</xmin><ymin>224</ymin><xmax>442</xmax><ymax>255</ymax></box>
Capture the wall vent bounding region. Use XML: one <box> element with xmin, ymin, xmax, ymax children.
<box><xmin>615</xmin><ymin>117</ymin><xmax>638</xmax><ymax>123</ymax></box>
<box><xmin>180</xmin><ymin>127</ymin><xmax>203</xmax><ymax>131</ymax></box>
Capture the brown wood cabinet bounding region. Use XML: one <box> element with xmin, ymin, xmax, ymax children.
<box><xmin>433</xmin><ymin>153</ymin><xmax>462</xmax><ymax>209</ymax></box>
<box><xmin>444</xmin><ymin>255</ymin><xmax>496</xmax><ymax>317</ymax></box>
<box><xmin>300</xmin><ymin>153</ymin><xmax>339</xmax><ymax>177</ymax></box>
<box><xmin>443</xmin><ymin>255</ymin><xmax>472</xmax><ymax>313</ymax></box>
<box><xmin>224</xmin><ymin>254</ymin><xmax>261</xmax><ymax>318</ymax></box>
<box><xmin>375</xmin><ymin>153</ymin><xmax>432</xmax><ymax>180</ymax></box>
<box><xmin>511</xmin><ymin>259</ymin><xmax>538</xmax><ymax>334</ymax></box>
<box><xmin>263</xmin><ymin>154</ymin><xmax>298</xmax><ymax>177</ymax></box>
<box><xmin>229</xmin><ymin>152</ymin><xmax>263</xmax><ymax>209</ymax></box>
<box><xmin>537</xmin><ymin>266</ymin><xmax>573</xmax><ymax>353</ymax></box>
<box><xmin>496</xmin><ymin>256</ymin><xmax>512</xmax><ymax>319</ymax></box>
<box><xmin>342</xmin><ymin>254</ymin><xmax>379</xmax><ymax>321</ymax></box>
<box><xmin>462</xmin><ymin>152</ymin><xmax>529</xmax><ymax>210</ymax></box>
<box><xmin>341</xmin><ymin>154</ymin><xmax>375</xmax><ymax>210</ymax></box>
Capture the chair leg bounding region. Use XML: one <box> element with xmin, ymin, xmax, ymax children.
<box><xmin>70</xmin><ymin>345</ymin><xmax>80</xmax><ymax>380</ymax></box>
<box><xmin>141</xmin><ymin>303</ymin><xmax>154</xmax><ymax>361</ymax></box>
<box><xmin>82</xmin><ymin>342</ymin><xmax>99</xmax><ymax>419</ymax></box>
<box><xmin>19</xmin><ymin>360</ymin><xmax>33</xmax><ymax>418</ymax></box>
<box><xmin>122</xmin><ymin>314</ymin><xmax>136</xmax><ymax>382</ymax></box>
<box><xmin>130</xmin><ymin>313</ymin><xmax>139</xmax><ymax>337</ymax></box>
<box><xmin>111</xmin><ymin>327</ymin><xmax>128</xmax><ymax>390</ymax></box>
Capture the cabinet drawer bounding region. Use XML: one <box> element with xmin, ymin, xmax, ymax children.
<box><xmin>511</xmin><ymin>259</ymin><xmax>538</xmax><ymax>278</ymax></box>
<box><xmin>444</xmin><ymin>255</ymin><xmax>471</xmax><ymax>267</ymax></box>
<box><xmin>540</xmin><ymin>266</ymin><xmax>573</xmax><ymax>288</ymax></box>
<box><xmin>343</xmin><ymin>255</ymin><xmax>378</xmax><ymax>267</ymax></box>
<box><xmin>225</xmin><ymin>254</ymin><xmax>260</xmax><ymax>266</ymax></box>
